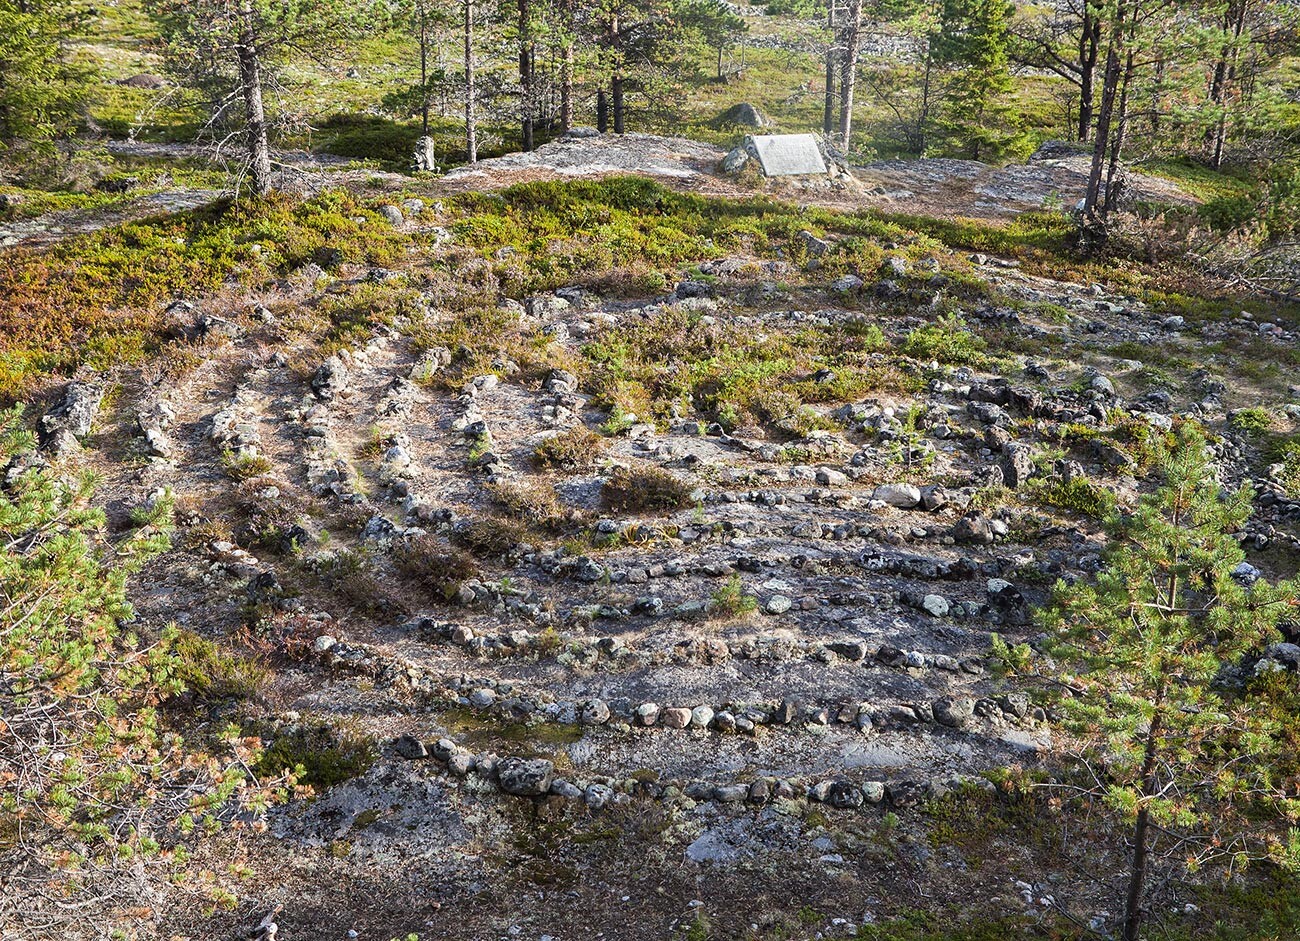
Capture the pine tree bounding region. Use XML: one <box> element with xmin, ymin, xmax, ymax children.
<box><xmin>148</xmin><ymin>0</ymin><xmax>374</xmax><ymax>194</ymax></box>
<box><xmin>591</xmin><ymin>0</ymin><xmax>736</xmax><ymax>134</ymax></box>
<box><xmin>0</xmin><ymin>407</ymin><xmax>285</xmax><ymax>925</ymax></box>
<box><xmin>1041</xmin><ymin>426</ymin><xmax>1300</xmax><ymax>941</ymax></box>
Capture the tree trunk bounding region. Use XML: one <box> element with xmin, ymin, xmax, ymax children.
<box><xmin>465</xmin><ymin>0</ymin><xmax>477</xmax><ymax>163</ymax></box>
<box><xmin>519</xmin><ymin>0</ymin><xmax>533</xmax><ymax>151</ymax></box>
<box><xmin>612</xmin><ymin>75</ymin><xmax>625</xmax><ymax>134</ymax></box>
<box><xmin>1104</xmin><ymin>47</ymin><xmax>1135</xmax><ymax>210</ymax></box>
<box><xmin>823</xmin><ymin>46</ymin><xmax>837</xmax><ymax>136</ymax></box>
<box><xmin>1149</xmin><ymin>56</ymin><xmax>1164</xmax><ymax>135</ymax></box>
<box><xmin>1122</xmin><ymin>706</ymin><xmax>1164</xmax><ymax>941</ymax></box>
<box><xmin>419</xmin><ymin>0</ymin><xmax>430</xmax><ymax>135</ymax></box>
<box><xmin>597</xmin><ymin>89</ymin><xmax>608</xmax><ymax>132</ymax></box>
<box><xmin>559</xmin><ymin>0</ymin><xmax>573</xmax><ymax>130</ymax></box>
<box><xmin>237</xmin><ymin>1</ymin><xmax>272</xmax><ymax>196</ymax></box>
<box><xmin>611</xmin><ymin>13</ymin><xmax>624</xmax><ymax>134</ymax></box>
<box><xmin>823</xmin><ymin>1</ymin><xmax>837</xmax><ymax>137</ymax></box>
<box><xmin>912</xmin><ymin>52</ymin><xmax>933</xmax><ymax>153</ymax></box>
<box><xmin>837</xmin><ymin>0</ymin><xmax>862</xmax><ymax>151</ymax></box>
<box><xmin>1078</xmin><ymin>12</ymin><xmax>1099</xmax><ymax>141</ymax></box>
<box><xmin>1084</xmin><ymin>0</ymin><xmax>1124</xmax><ymax>219</ymax></box>
<box><xmin>560</xmin><ymin>47</ymin><xmax>573</xmax><ymax>131</ymax></box>
<box><xmin>1208</xmin><ymin>0</ymin><xmax>1248</xmax><ymax>169</ymax></box>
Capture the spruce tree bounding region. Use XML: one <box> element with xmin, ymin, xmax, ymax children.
<box><xmin>0</xmin><ymin>0</ymin><xmax>93</xmax><ymax>155</ymax></box>
<box><xmin>1041</xmin><ymin>426</ymin><xmax>1300</xmax><ymax>941</ymax></box>
<box><xmin>932</xmin><ymin>0</ymin><xmax>1027</xmax><ymax>160</ymax></box>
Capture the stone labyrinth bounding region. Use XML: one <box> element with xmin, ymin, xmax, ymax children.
<box><xmin>26</xmin><ymin>233</ymin><xmax>1300</xmax><ymax>865</ymax></box>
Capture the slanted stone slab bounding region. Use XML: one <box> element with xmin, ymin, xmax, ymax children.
<box><xmin>749</xmin><ymin>133</ymin><xmax>827</xmax><ymax>177</ymax></box>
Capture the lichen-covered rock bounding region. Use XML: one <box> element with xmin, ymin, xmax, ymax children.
<box><xmin>496</xmin><ymin>757</ymin><xmax>554</xmax><ymax>796</ymax></box>
<box><xmin>39</xmin><ymin>382</ymin><xmax>103</xmax><ymax>456</ymax></box>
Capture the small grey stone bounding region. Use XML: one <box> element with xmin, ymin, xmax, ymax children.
<box><xmin>933</xmin><ymin>697</ymin><xmax>976</xmax><ymax>728</ymax></box>
<box><xmin>873</xmin><ymin>483</ymin><xmax>922</xmax><ymax>508</ymax></box>
<box><xmin>714</xmin><ymin>784</ymin><xmax>748</xmax><ymax>802</ymax></box>
<box><xmin>827</xmin><ymin>780</ymin><xmax>863</xmax><ymax>809</ymax></box>
<box><xmin>662</xmin><ymin>707</ymin><xmax>692</xmax><ymax>730</ymax></box>
<box><xmin>497</xmin><ymin>757</ymin><xmax>554</xmax><ymax>796</ymax></box>
<box><xmin>861</xmin><ymin>781</ymin><xmax>885</xmax><ymax>804</ymax></box>
<box><xmin>690</xmin><ymin>705</ymin><xmax>715</xmax><ymax>728</ymax></box>
<box><xmin>765</xmin><ymin>595</ymin><xmax>793</xmax><ymax>615</ymax></box>
<box><xmin>585</xmin><ymin>783</ymin><xmax>615</xmax><ymax>809</ymax></box>
<box><xmin>580</xmin><ymin>698</ymin><xmax>611</xmax><ymax>725</ymax></box>
<box><xmin>549</xmin><ymin>778</ymin><xmax>583</xmax><ymax>799</ymax></box>
<box><xmin>920</xmin><ymin>594</ymin><xmax>949</xmax><ymax>617</ymax></box>
<box><xmin>393</xmin><ymin>735</ymin><xmax>426</xmax><ymax>759</ymax></box>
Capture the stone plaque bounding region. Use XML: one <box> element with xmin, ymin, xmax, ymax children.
<box><xmin>749</xmin><ymin>134</ymin><xmax>827</xmax><ymax>177</ymax></box>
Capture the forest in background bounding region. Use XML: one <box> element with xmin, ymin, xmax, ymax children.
<box><xmin>2</xmin><ymin>0</ymin><xmax>1297</xmax><ymax>225</ymax></box>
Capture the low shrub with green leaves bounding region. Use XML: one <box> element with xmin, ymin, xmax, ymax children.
<box><xmin>582</xmin><ymin>306</ymin><xmax>906</xmax><ymax>426</ymax></box>
<box><xmin>255</xmin><ymin>722</ymin><xmax>377</xmax><ymax>791</ymax></box>
<box><xmin>1032</xmin><ymin>476</ymin><xmax>1118</xmax><ymax>520</ymax></box>
<box><xmin>0</xmin><ymin>190</ymin><xmax>410</xmax><ymax>399</ymax></box>
<box><xmin>532</xmin><ymin>426</ymin><xmax>606</xmax><ymax>470</ymax></box>
<box><xmin>899</xmin><ymin>314</ymin><xmax>989</xmax><ymax>367</ymax></box>
<box><xmin>392</xmin><ymin>535</ymin><xmax>480</xmax><ymax>600</ymax></box>
<box><xmin>1229</xmin><ymin>406</ymin><xmax>1276</xmax><ymax>435</ymax></box>
<box><xmin>1274</xmin><ymin>437</ymin><xmax>1300</xmax><ymax>497</ymax></box>
<box><xmin>170</xmin><ymin>630</ymin><xmax>267</xmax><ymax>700</ymax></box>
<box><xmin>453</xmin><ymin>517</ymin><xmax>534</xmax><ymax>559</ymax></box>
<box><xmin>487</xmin><ymin>478</ymin><xmax>571</xmax><ymax>530</ymax></box>
<box><xmin>709</xmin><ymin>574</ymin><xmax>758</xmax><ymax>620</ymax></box>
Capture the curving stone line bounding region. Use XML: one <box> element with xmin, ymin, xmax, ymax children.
<box><xmin>210</xmin><ymin>389</ymin><xmax>264</xmax><ymax>462</ymax></box>
<box><xmin>408</xmin><ymin>615</ymin><xmax>986</xmax><ymax>676</ymax></box>
<box><xmin>312</xmin><ymin>637</ymin><xmax>1046</xmax><ymax>739</ymax></box>
<box><xmin>390</xmin><ymin>733</ymin><xmax>996</xmax><ymax>813</ymax></box>
<box><xmin>136</xmin><ymin>399</ymin><xmax>177</xmax><ymax>459</ymax></box>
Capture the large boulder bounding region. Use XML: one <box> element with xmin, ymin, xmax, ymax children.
<box><xmin>1028</xmin><ymin>140</ymin><xmax>1089</xmax><ymax>162</ymax></box>
<box><xmin>119</xmin><ymin>73</ymin><xmax>168</xmax><ymax>89</ymax></box>
<box><xmin>311</xmin><ymin>356</ymin><xmax>349</xmax><ymax>401</ymax></box>
<box><xmin>719</xmin><ymin>103</ymin><xmax>769</xmax><ymax>128</ymax></box>
<box><xmin>412</xmin><ymin>136</ymin><xmax>438</xmax><ymax>173</ymax></box>
<box><xmin>1000</xmin><ymin>442</ymin><xmax>1037</xmax><ymax>489</ymax></box>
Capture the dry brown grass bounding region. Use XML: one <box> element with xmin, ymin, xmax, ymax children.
<box><xmin>532</xmin><ymin>426</ymin><xmax>606</xmax><ymax>470</ymax></box>
<box><xmin>601</xmin><ymin>464</ymin><xmax>695</xmax><ymax>513</ymax></box>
